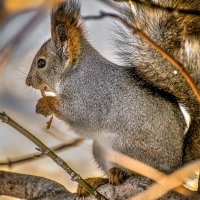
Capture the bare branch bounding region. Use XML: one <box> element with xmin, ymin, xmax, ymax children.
<box><xmin>0</xmin><ymin>139</ymin><xmax>83</xmax><ymax>167</ymax></box>
<box><xmin>0</xmin><ymin>171</ymin><xmax>195</xmax><ymax>200</ymax></box>
<box><xmin>1</xmin><ymin>111</ymin><xmax>197</xmax><ymax>199</ymax></box>
<box><xmin>0</xmin><ymin>111</ymin><xmax>107</xmax><ymax>200</ymax></box>
<box><xmin>0</xmin><ymin>170</ymin><xmax>74</xmax><ymax>200</ymax></box>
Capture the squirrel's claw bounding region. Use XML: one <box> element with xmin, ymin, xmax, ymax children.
<box><xmin>77</xmin><ymin>177</ymin><xmax>108</xmax><ymax>197</ymax></box>
<box><xmin>108</xmin><ymin>167</ymin><xmax>129</xmax><ymax>185</ymax></box>
<box><xmin>76</xmin><ymin>168</ymin><xmax>128</xmax><ymax>197</ymax></box>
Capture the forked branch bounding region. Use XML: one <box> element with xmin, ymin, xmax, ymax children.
<box><xmin>0</xmin><ymin>111</ymin><xmax>108</xmax><ymax>200</ymax></box>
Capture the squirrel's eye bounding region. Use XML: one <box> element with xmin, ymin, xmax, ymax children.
<box><xmin>37</xmin><ymin>59</ymin><xmax>46</xmax><ymax>68</ymax></box>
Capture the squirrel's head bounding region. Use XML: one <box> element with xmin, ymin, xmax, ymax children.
<box><xmin>26</xmin><ymin>0</ymin><xmax>83</xmax><ymax>93</ymax></box>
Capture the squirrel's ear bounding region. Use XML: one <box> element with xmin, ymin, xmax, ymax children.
<box><xmin>51</xmin><ymin>0</ymin><xmax>83</xmax><ymax>64</ymax></box>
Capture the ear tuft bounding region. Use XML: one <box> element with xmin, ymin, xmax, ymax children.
<box><xmin>51</xmin><ymin>0</ymin><xmax>83</xmax><ymax>65</ymax></box>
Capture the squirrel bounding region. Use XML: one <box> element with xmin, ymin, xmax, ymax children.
<box><xmin>25</xmin><ymin>0</ymin><xmax>199</xmax><ymax>196</ymax></box>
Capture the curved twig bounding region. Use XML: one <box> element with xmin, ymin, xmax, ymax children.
<box><xmin>0</xmin><ymin>139</ymin><xmax>83</xmax><ymax>167</ymax></box>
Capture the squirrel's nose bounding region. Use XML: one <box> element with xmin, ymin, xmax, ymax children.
<box><xmin>26</xmin><ymin>76</ymin><xmax>32</xmax><ymax>86</ymax></box>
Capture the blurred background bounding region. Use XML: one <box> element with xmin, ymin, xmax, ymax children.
<box><xmin>0</xmin><ymin>0</ymin><xmax>120</xmax><ymax>199</ymax></box>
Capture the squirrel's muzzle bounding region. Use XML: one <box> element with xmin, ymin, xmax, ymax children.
<box><xmin>26</xmin><ymin>75</ymin><xmax>32</xmax><ymax>86</ymax></box>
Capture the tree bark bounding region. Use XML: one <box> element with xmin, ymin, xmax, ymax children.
<box><xmin>1</xmin><ymin>171</ymin><xmax>198</xmax><ymax>200</ymax></box>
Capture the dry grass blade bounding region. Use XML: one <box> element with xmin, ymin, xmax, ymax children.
<box><xmin>46</xmin><ymin>115</ymin><xmax>54</xmax><ymax>129</ymax></box>
<box><xmin>103</xmin><ymin>149</ymin><xmax>194</xmax><ymax>197</ymax></box>
<box><xmin>130</xmin><ymin>160</ymin><xmax>200</xmax><ymax>200</ymax></box>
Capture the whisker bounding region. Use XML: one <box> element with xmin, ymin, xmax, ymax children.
<box><xmin>7</xmin><ymin>66</ymin><xmax>28</xmax><ymax>76</ymax></box>
<box><xmin>15</xmin><ymin>77</ymin><xmax>26</xmax><ymax>81</ymax></box>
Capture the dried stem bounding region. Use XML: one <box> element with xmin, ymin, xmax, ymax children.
<box><xmin>0</xmin><ymin>111</ymin><xmax>108</xmax><ymax>200</ymax></box>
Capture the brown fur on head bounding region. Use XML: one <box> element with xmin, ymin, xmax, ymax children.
<box><xmin>51</xmin><ymin>0</ymin><xmax>83</xmax><ymax>65</ymax></box>
<box><xmin>26</xmin><ymin>0</ymin><xmax>84</xmax><ymax>93</ymax></box>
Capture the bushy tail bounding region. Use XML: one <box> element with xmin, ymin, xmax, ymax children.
<box><xmin>115</xmin><ymin>0</ymin><xmax>200</xmax><ymax>162</ymax></box>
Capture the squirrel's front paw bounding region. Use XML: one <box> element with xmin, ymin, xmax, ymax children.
<box><xmin>108</xmin><ymin>167</ymin><xmax>129</xmax><ymax>185</ymax></box>
<box><xmin>77</xmin><ymin>177</ymin><xmax>108</xmax><ymax>197</ymax></box>
<box><xmin>36</xmin><ymin>96</ymin><xmax>60</xmax><ymax>117</ymax></box>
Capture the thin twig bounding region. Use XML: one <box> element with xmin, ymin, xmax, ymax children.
<box><xmin>83</xmin><ymin>11</ymin><xmax>200</xmax><ymax>103</ymax></box>
<box><xmin>99</xmin><ymin>0</ymin><xmax>121</xmax><ymax>11</ymax></box>
<box><xmin>0</xmin><ymin>139</ymin><xmax>84</xmax><ymax>167</ymax></box>
<box><xmin>114</xmin><ymin>0</ymin><xmax>200</xmax><ymax>16</ymax></box>
<box><xmin>0</xmin><ymin>111</ymin><xmax>108</xmax><ymax>200</ymax></box>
